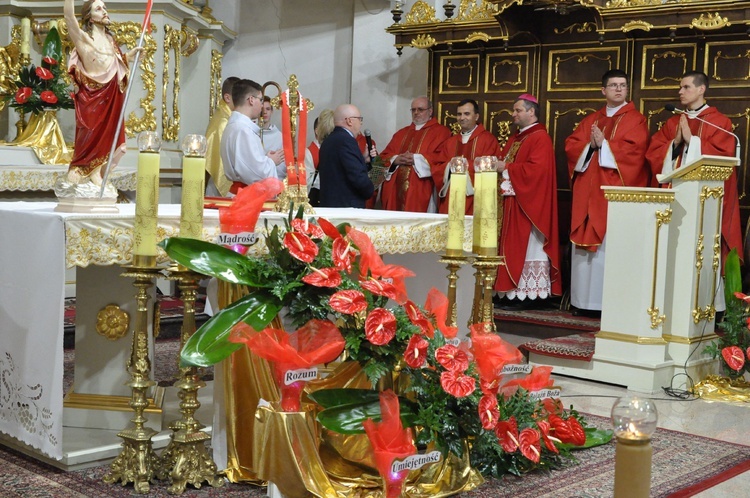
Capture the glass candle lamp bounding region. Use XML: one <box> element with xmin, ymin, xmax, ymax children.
<box><xmin>611</xmin><ymin>396</ymin><xmax>658</xmax><ymax>498</ymax></box>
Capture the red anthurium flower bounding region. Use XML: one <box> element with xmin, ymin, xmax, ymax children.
<box><xmin>435</xmin><ymin>344</ymin><xmax>470</xmax><ymax>373</ymax></box>
<box><xmin>371</xmin><ymin>264</ymin><xmax>413</xmax><ymax>304</ymax></box>
<box><xmin>519</xmin><ymin>428</ymin><xmax>541</xmax><ymax>463</ymax></box>
<box><xmin>404</xmin><ymin>300</ymin><xmax>434</xmax><ymax>338</ymax></box>
<box><xmin>404</xmin><ymin>334</ymin><xmax>429</xmax><ymax>368</ymax></box>
<box><xmin>480</xmin><ymin>378</ymin><xmax>501</xmax><ymax>395</ymax></box>
<box><xmin>317</xmin><ymin>217</ymin><xmax>342</xmax><ymax>240</ymax></box>
<box><xmin>360</xmin><ymin>278</ymin><xmax>399</xmax><ymax>301</ymax></box>
<box><xmin>478</xmin><ymin>394</ymin><xmax>500</xmax><ymax>430</ymax></box>
<box><xmin>494</xmin><ymin>416</ymin><xmax>519</xmax><ymax>453</ymax></box>
<box><xmin>35</xmin><ymin>67</ymin><xmax>53</xmax><ymax>80</ymax></box>
<box><xmin>42</xmin><ymin>56</ymin><xmax>58</xmax><ymax>65</ymax></box>
<box><xmin>440</xmin><ymin>370</ymin><xmax>476</xmax><ymax>398</ymax></box>
<box><xmin>537</xmin><ymin>420</ymin><xmax>560</xmax><ymax>454</ymax></box>
<box><xmin>747</xmin><ymin>347</ymin><xmax>750</xmax><ymax>361</ymax></box>
<box><xmin>364</xmin><ymin>308</ymin><xmax>396</xmax><ymax>346</ymax></box>
<box><xmin>40</xmin><ymin>90</ymin><xmax>58</xmax><ymax>104</ymax></box>
<box><xmin>15</xmin><ymin>87</ymin><xmax>32</xmax><ymax>104</ymax></box>
<box><xmin>734</xmin><ymin>291</ymin><xmax>750</xmax><ymax>303</ymax></box>
<box><xmin>332</xmin><ymin>237</ymin><xmax>356</xmax><ymax>273</ymax></box>
<box><xmin>283</xmin><ymin>231</ymin><xmax>318</xmax><ymax>263</ymax></box>
<box><xmin>722</xmin><ymin>346</ymin><xmax>745</xmax><ymax>372</ymax></box>
<box><xmin>329</xmin><ymin>290</ymin><xmax>367</xmax><ymax>315</ymax></box>
<box><xmin>548</xmin><ymin>414</ymin><xmax>585</xmax><ymax>446</ymax></box>
<box><xmin>291</xmin><ymin>218</ymin><xmax>325</xmax><ymax>239</ymax></box>
<box><xmin>302</xmin><ymin>266</ymin><xmax>342</xmax><ymax>288</ymax></box>
<box><xmin>424</xmin><ymin>288</ymin><xmax>458</xmax><ymax>338</ymax></box>
<box><xmin>541</xmin><ymin>397</ymin><xmax>564</xmax><ymax>417</ymax></box>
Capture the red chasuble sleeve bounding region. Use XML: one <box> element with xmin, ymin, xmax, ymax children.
<box><xmin>495</xmin><ymin>124</ymin><xmax>561</xmax><ymax>295</ymax></box>
<box><xmin>646</xmin><ymin>109</ymin><xmax>743</xmax><ymax>264</ymax></box>
<box><xmin>565</xmin><ymin>103</ymin><xmax>650</xmax><ymax>249</ymax></box>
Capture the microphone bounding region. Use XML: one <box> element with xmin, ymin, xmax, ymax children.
<box><xmin>364</xmin><ymin>129</ymin><xmax>374</xmax><ymax>155</ymax></box>
<box><xmin>664</xmin><ymin>104</ymin><xmax>741</xmax><ymax>162</ymax></box>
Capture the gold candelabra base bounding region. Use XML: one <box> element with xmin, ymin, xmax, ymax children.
<box><xmin>439</xmin><ymin>253</ymin><xmax>470</xmax><ymax>328</ymax></box>
<box><xmin>104</xmin><ymin>264</ymin><xmax>164</xmax><ymax>493</ymax></box>
<box><xmin>469</xmin><ymin>254</ymin><xmax>505</xmax><ymax>332</ymax></box>
<box><xmin>275</xmin><ymin>181</ymin><xmax>314</xmax><ymax>214</ymax></box>
<box><xmin>157</xmin><ymin>266</ymin><xmax>224</xmax><ymax>494</ymax></box>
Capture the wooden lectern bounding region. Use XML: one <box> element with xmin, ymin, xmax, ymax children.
<box><xmin>656</xmin><ymin>154</ymin><xmax>738</xmax><ymax>384</ymax></box>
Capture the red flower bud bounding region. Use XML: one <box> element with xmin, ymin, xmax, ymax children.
<box><xmin>42</xmin><ymin>56</ymin><xmax>58</xmax><ymax>66</ymax></box>
<box><xmin>15</xmin><ymin>87</ymin><xmax>32</xmax><ymax>104</ymax></box>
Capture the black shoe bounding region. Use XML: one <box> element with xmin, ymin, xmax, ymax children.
<box><xmin>571</xmin><ymin>308</ymin><xmax>601</xmax><ymax>319</ymax></box>
<box><xmin>499</xmin><ymin>299</ymin><xmax>549</xmax><ymax>311</ymax></box>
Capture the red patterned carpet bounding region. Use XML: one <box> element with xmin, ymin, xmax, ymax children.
<box><xmin>494</xmin><ymin>308</ymin><xmax>600</xmax><ymax>332</ymax></box>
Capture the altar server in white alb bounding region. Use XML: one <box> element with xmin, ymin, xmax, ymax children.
<box><xmin>221</xmin><ymin>79</ymin><xmax>284</xmax><ymax>195</ymax></box>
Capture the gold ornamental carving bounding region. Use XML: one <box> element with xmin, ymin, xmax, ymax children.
<box><xmin>596</xmin><ymin>330</ymin><xmax>667</xmax><ymax>346</ymax></box>
<box><xmin>162</xmin><ymin>24</ymin><xmax>182</xmax><ymax>142</ymax></box>
<box><xmin>456</xmin><ymin>0</ymin><xmax>498</xmax><ymax>21</ymax></box>
<box><xmin>209</xmin><ymin>49</ymin><xmax>223</xmax><ymax>118</ymax></box>
<box><xmin>0</xmin><ymin>25</ymin><xmax>23</xmax><ymax>112</ymax></box>
<box><xmin>650</xmin><ymin>50</ymin><xmax>688</xmax><ymax>84</ymax></box>
<box><xmin>603</xmin><ymin>190</ymin><xmax>676</xmax><ymax>204</ymax></box>
<box><xmin>691</xmin><ymin>13</ymin><xmax>730</xmax><ymax>31</ymax></box>
<box><xmin>681</xmin><ymin>165</ymin><xmax>733</xmax><ymax>182</ymax></box>
<box><xmin>621</xmin><ymin>20</ymin><xmax>653</xmax><ymax>33</ymax></box>
<box><xmin>712</xmin><ymin>51</ymin><xmax>750</xmax><ymax>82</ymax></box>
<box><xmin>554</xmin><ymin>22</ymin><xmax>597</xmax><ymax>35</ymax></box>
<box><xmin>403</xmin><ymin>1</ymin><xmax>439</xmax><ymax>25</ymax></box>
<box><xmin>113</xmin><ymin>22</ymin><xmax>158</xmax><ymax>137</ymax></box>
<box><xmin>692</xmin><ymin>186</ymin><xmax>723</xmax><ymax>324</ymax></box>
<box><xmin>647</xmin><ymin>208</ymin><xmax>671</xmax><ymax>330</ymax></box>
<box><xmin>493</xmin><ymin>119</ymin><xmax>512</xmax><ymax>149</ymax></box>
<box><xmin>412</xmin><ymin>34</ymin><xmax>437</xmax><ymax>49</ymax></box>
<box><xmin>489</xmin><ymin>59</ymin><xmax>523</xmax><ymax>88</ymax></box>
<box><xmin>96</xmin><ymin>304</ymin><xmax>130</xmax><ymax>340</ymax></box>
<box><xmin>466</xmin><ymin>32</ymin><xmax>490</xmax><ymax>44</ymax></box>
<box><xmin>554</xmin><ymin>107</ymin><xmax>599</xmax><ymax>133</ymax></box>
<box><xmin>605</xmin><ymin>0</ymin><xmax>694</xmax><ymax>7</ymax></box>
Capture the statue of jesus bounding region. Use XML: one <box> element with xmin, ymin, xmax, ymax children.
<box><xmin>63</xmin><ymin>0</ymin><xmax>141</xmax><ymax>186</ymax></box>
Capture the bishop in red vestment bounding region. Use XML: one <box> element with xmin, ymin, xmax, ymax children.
<box><xmin>433</xmin><ymin>99</ymin><xmax>502</xmax><ymax>215</ymax></box>
<box><xmin>494</xmin><ymin>95</ymin><xmax>561</xmax><ymax>301</ymax></box>
<box><xmin>380</xmin><ymin>97</ymin><xmax>451</xmax><ymax>212</ymax></box>
<box><xmin>565</xmin><ymin>70</ymin><xmax>651</xmax><ymax>314</ymax></box>
<box><xmin>646</xmin><ymin>71</ymin><xmax>743</xmax><ymax>266</ymax></box>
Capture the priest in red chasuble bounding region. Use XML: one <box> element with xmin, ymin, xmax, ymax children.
<box><xmin>565</xmin><ymin>70</ymin><xmax>650</xmax><ymax>318</ymax></box>
<box><xmin>494</xmin><ymin>94</ymin><xmax>561</xmax><ymax>305</ymax></box>
<box><xmin>646</xmin><ymin>70</ymin><xmax>743</xmax><ymax>268</ymax></box>
<box><xmin>433</xmin><ymin>99</ymin><xmax>502</xmax><ymax>215</ymax></box>
<box><xmin>380</xmin><ymin>96</ymin><xmax>451</xmax><ymax>212</ymax></box>
<box><xmin>64</xmin><ymin>0</ymin><xmax>141</xmax><ymax>185</ymax></box>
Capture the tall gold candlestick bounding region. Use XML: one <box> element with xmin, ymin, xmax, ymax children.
<box><xmin>134</xmin><ymin>132</ymin><xmax>161</xmax><ymax>267</ymax></box>
<box><xmin>446</xmin><ymin>157</ymin><xmax>468</xmax><ymax>256</ymax></box>
<box><xmin>611</xmin><ymin>397</ymin><xmax>658</xmax><ymax>498</ymax></box>
<box><xmin>179</xmin><ymin>134</ymin><xmax>207</xmax><ymax>240</ymax></box>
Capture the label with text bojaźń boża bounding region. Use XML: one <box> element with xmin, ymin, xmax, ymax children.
<box><xmin>528</xmin><ymin>388</ymin><xmax>561</xmax><ymax>401</ymax></box>
<box><xmin>284</xmin><ymin>368</ymin><xmax>318</xmax><ymax>385</ymax></box>
<box><xmin>391</xmin><ymin>451</ymin><xmax>442</xmax><ymax>474</ymax></box>
<box><xmin>216</xmin><ymin>232</ymin><xmax>260</xmax><ymax>246</ymax></box>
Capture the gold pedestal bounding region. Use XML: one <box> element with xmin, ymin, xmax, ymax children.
<box><xmin>439</xmin><ymin>253</ymin><xmax>469</xmax><ymax>329</ymax></box>
<box><xmin>158</xmin><ymin>267</ymin><xmax>224</xmax><ymax>494</ymax></box>
<box><xmin>104</xmin><ymin>265</ymin><xmax>163</xmax><ymax>494</ymax></box>
<box><xmin>469</xmin><ymin>254</ymin><xmax>504</xmax><ymax>331</ymax></box>
<box><xmin>275</xmin><ymin>181</ymin><xmax>313</xmax><ymax>214</ymax></box>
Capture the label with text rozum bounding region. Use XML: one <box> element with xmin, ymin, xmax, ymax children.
<box><xmin>284</xmin><ymin>368</ymin><xmax>318</xmax><ymax>385</ymax></box>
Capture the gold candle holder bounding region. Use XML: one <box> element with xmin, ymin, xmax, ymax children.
<box><xmin>438</xmin><ymin>254</ymin><xmax>470</xmax><ymax>328</ymax></box>
<box><xmin>469</xmin><ymin>254</ymin><xmax>505</xmax><ymax>331</ymax></box>
<box><xmin>157</xmin><ymin>267</ymin><xmax>224</xmax><ymax>494</ymax></box>
<box><xmin>104</xmin><ymin>265</ymin><xmax>163</xmax><ymax>493</ymax></box>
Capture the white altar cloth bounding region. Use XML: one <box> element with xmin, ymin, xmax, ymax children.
<box><xmin>0</xmin><ymin>202</ymin><xmax>473</xmax><ymax>460</ymax></box>
<box><xmin>0</xmin><ymin>165</ymin><xmax>137</xmax><ymax>192</ymax></box>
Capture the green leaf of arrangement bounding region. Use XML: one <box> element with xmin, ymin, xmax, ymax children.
<box><xmin>316</xmin><ymin>398</ymin><xmax>419</xmax><ymax>434</ymax></box>
<box><xmin>558</xmin><ymin>427</ymin><xmax>613</xmax><ymax>451</ymax></box>
<box><xmin>159</xmin><ymin>237</ymin><xmax>273</xmax><ymax>288</ymax></box>
<box><xmin>724</xmin><ymin>248</ymin><xmax>742</xmax><ymax>302</ymax></box>
<box><xmin>180</xmin><ymin>290</ymin><xmax>282</xmax><ymax>367</ymax></box>
<box><xmin>42</xmin><ymin>27</ymin><xmax>62</xmax><ymax>65</ymax></box>
<box><xmin>308</xmin><ymin>388</ymin><xmax>381</xmax><ymax>409</ymax></box>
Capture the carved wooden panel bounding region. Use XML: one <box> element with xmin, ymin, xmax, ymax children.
<box><xmin>437</xmin><ymin>100</ymin><xmax>463</xmax><ymax>134</ymax></box>
<box><xmin>640</xmin><ymin>98</ymin><xmax>677</xmax><ymax>134</ymax></box>
<box><xmin>439</xmin><ymin>54</ymin><xmax>480</xmax><ymax>94</ymax></box>
<box><xmin>547</xmin><ymin>47</ymin><xmax>621</xmax><ymax>92</ymax></box>
<box><xmin>705</xmin><ymin>41</ymin><xmax>750</xmax><ymax>88</ymax></box>
<box><xmin>484</xmin><ymin>101</ymin><xmax>515</xmax><ymax>148</ymax></box>
<box><xmin>546</xmin><ymin>100</ymin><xmax>600</xmax><ymax>192</ymax></box>
<box><xmin>484</xmin><ymin>52</ymin><xmax>530</xmax><ymax>94</ymax></box>
<box><xmin>640</xmin><ymin>44</ymin><xmax>697</xmax><ymax>90</ymax></box>
<box><xmin>711</xmin><ymin>97</ymin><xmax>750</xmax><ymax>201</ymax></box>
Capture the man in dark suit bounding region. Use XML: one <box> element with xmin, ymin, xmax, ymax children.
<box><xmin>318</xmin><ymin>104</ymin><xmax>375</xmax><ymax>208</ymax></box>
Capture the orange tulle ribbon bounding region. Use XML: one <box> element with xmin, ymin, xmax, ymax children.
<box><xmin>363</xmin><ymin>390</ymin><xmax>416</xmax><ymax>498</ymax></box>
<box><xmin>218</xmin><ymin>178</ymin><xmax>283</xmax><ymax>254</ymax></box>
<box><xmin>229</xmin><ymin>319</ymin><xmax>345</xmax><ymax>411</ymax></box>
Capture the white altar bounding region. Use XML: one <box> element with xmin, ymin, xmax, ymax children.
<box><xmin>0</xmin><ymin>202</ymin><xmax>473</xmax><ymax>469</ymax></box>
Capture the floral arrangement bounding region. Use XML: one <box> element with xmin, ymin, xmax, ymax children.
<box><xmin>159</xmin><ymin>179</ymin><xmax>610</xmax><ymax>481</ymax></box>
<box><xmin>2</xmin><ymin>27</ymin><xmax>74</xmax><ymax>114</ymax></box>
<box><xmin>705</xmin><ymin>249</ymin><xmax>750</xmax><ymax>378</ymax></box>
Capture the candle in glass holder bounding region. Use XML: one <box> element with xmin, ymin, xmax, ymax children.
<box><xmin>20</xmin><ymin>18</ymin><xmax>30</xmax><ymax>56</ymax></box>
<box><xmin>478</xmin><ymin>156</ymin><xmax>498</xmax><ymax>254</ymax></box>
<box><xmin>472</xmin><ymin>158</ymin><xmax>484</xmax><ymax>253</ymax></box>
<box><xmin>179</xmin><ymin>134</ymin><xmax>207</xmax><ymax>240</ymax></box>
<box><xmin>611</xmin><ymin>396</ymin><xmax>658</xmax><ymax>498</ymax></box>
<box><xmin>133</xmin><ymin>131</ymin><xmax>161</xmax><ymax>266</ymax></box>
<box><xmin>446</xmin><ymin>157</ymin><xmax>468</xmax><ymax>256</ymax></box>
